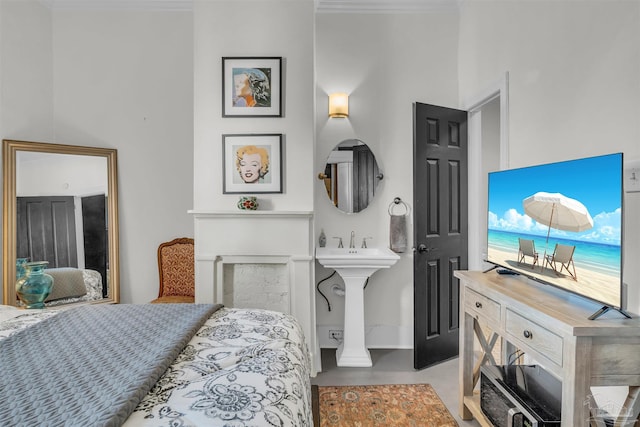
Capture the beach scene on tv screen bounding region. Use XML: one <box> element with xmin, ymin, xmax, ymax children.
<box><xmin>486</xmin><ymin>154</ymin><xmax>622</xmax><ymax>308</ymax></box>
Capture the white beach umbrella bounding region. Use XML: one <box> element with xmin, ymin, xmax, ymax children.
<box><xmin>523</xmin><ymin>192</ymin><xmax>594</xmax><ymax>242</ymax></box>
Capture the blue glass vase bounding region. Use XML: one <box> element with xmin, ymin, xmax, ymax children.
<box><xmin>16</xmin><ymin>261</ymin><xmax>54</xmax><ymax>309</ymax></box>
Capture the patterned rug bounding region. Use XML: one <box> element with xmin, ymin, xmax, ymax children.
<box><xmin>312</xmin><ymin>383</ymin><xmax>459</xmax><ymax>426</ymax></box>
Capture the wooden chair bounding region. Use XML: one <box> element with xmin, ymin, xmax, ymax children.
<box><xmin>150</xmin><ymin>238</ymin><xmax>195</xmax><ymax>303</ymax></box>
<box><xmin>517</xmin><ymin>238</ymin><xmax>539</xmax><ymax>267</ymax></box>
<box><xmin>544</xmin><ymin>243</ymin><xmax>577</xmax><ymax>280</ymax></box>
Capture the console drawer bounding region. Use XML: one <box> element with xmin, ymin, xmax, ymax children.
<box><xmin>505</xmin><ymin>309</ymin><xmax>563</xmax><ymax>366</ymax></box>
<box><xmin>465</xmin><ymin>288</ymin><xmax>501</xmax><ymax>325</ymax></box>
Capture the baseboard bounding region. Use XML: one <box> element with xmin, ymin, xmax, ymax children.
<box><xmin>317</xmin><ymin>325</ymin><xmax>413</xmax><ymax>349</ymax></box>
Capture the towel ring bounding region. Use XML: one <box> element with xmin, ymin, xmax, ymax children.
<box><xmin>388</xmin><ymin>197</ymin><xmax>410</xmax><ymax>216</ymax></box>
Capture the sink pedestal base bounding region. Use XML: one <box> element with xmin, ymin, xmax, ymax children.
<box><xmin>336</xmin><ymin>273</ymin><xmax>372</xmax><ymax>367</ymax></box>
<box><xmin>336</xmin><ymin>342</ymin><xmax>372</xmax><ymax>367</ymax></box>
<box><xmin>314</xmin><ymin>247</ymin><xmax>400</xmax><ymax>369</ymax></box>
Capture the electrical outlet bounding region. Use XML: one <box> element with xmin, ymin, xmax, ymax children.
<box><xmin>329</xmin><ymin>330</ymin><xmax>343</xmax><ymax>341</ymax></box>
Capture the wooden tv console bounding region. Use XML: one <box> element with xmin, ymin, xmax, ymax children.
<box><xmin>455</xmin><ymin>270</ymin><xmax>640</xmax><ymax>426</ymax></box>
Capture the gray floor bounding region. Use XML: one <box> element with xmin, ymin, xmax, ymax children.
<box><xmin>311</xmin><ymin>348</ymin><xmax>481</xmax><ymax>426</ymax></box>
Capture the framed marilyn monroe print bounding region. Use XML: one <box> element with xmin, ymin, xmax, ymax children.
<box><xmin>222</xmin><ymin>134</ymin><xmax>283</xmax><ymax>194</ymax></box>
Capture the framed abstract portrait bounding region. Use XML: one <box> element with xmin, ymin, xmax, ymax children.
<box><xmin>223</xmin><ymin>134</ymin><xmax>283</xmax><ymax>194</ymax></box>
<box><xmin>222</xmin><ymin>57</ymin><xmax>282</xmax><ymax>117</ymax></box>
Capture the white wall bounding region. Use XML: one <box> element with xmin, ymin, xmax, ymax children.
<box><xmin>458</xmin><ymin>0</ymin><xmax>640</xmax><ymax>315</ymax></box>
<box><xmin>0</xmin><ymin>1</ymin><xmax>53</xmax><ymax>141</ymax></box>
<box><xmin>52</xmin><ymin>7</ymin><xmax>195</xmax><ymax>304</ymax></box>
<box><xmin>315</xmin><ymin>12</ymin><xmax>460</xmax><ymax>348</ymax></box>
<box><xmin>0</xmin><ymin>2</ymin><xmax>194</xmax><ymax>304</ymax></box>
<box><xmin>192</xmin><ymin>0</ymin><xmax>314</xmax><ymax>212</ymax></box>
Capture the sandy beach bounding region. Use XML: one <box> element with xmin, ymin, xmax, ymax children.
<box><xmin>487</xmin><ymin>247</ymin><xmax>620</xmax><ymax>308</ymax></box>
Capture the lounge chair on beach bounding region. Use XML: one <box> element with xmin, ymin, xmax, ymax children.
<box><xmin>544</xmin><ymin>243</ymin><xmax>577</xmax><ymax>281</ymax></box>
<box><xmin>517</xmin><ymin>238</ymin><xmax>539</xmax><ymax>268</ymax></box>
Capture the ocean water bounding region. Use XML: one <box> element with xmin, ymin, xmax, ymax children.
<box><xmin>488</xmin><ymin>229</ymin><xmax>621</xmax><ymax>277</ymax></box>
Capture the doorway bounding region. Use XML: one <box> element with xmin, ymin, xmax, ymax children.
<box><xmin>466</xmin><ymin>72</ymin><xmax>510</xmax><ymax>271</ymax></box>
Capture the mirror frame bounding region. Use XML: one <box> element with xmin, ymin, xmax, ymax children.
<box><xmin>2</xmin><ymin>139</ymin><xmax>120</xmax><ymax>306</ymax></box>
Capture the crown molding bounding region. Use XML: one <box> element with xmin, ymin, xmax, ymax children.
<box><xmin>38</xmin><ymin>0</ymin><xmax>193</xmax><ymax>11</ymax></box>
<box><xmin>315</xmin><ymin>0</ymin><xmax>461</xmax><ymax>13</ymax></box>
<box><xmin>37</xmin><ymin>0</ymin><xmax>458</xmax><ymax>13</ymax></box>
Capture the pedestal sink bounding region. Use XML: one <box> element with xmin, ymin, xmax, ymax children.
<box><xmin>315</xmin><ymin>246</ymin><xmax>400</xmax><ymax>367</ymax></box>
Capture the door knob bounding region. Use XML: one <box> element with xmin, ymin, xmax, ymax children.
<box><xmin>415</xmin><ymin>244</ymin><xmax>438</xmax><ymax>254</ymax></box>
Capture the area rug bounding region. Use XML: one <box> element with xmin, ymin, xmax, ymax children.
<box><xmin>312</xmin><ymin>383</ymin><xmax>459</xmax><ymax>426</ymax></box>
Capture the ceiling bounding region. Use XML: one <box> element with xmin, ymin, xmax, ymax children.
<box><xmin>39</xmin><ymin>0</ymin><xmax>461</xmax><ymax>13</ymax></box>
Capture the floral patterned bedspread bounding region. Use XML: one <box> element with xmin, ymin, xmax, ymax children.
<box><xmin>0</xmin><ymin>306</ymin><xmax>313</xmax><ymax>427</ymax></box>
<box><xmin>126</xmin><ymin>307</ymin><xmax>313</xmax><ymax>427</ymax></box>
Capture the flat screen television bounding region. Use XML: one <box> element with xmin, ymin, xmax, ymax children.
<box><xmin>486</xmin><ymin>153</ymin><xmax>626</xmax><ymax>319</ymax></box>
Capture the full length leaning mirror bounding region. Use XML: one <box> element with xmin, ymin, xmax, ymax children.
<box><xmin>3</xmin><ymin>140</ymin><xmax>120</xmax><ymax>307</ymax></box>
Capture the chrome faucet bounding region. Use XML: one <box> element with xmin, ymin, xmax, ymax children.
<box><xmin>350</xmin><ymin>231</ymin><xmax>356</xmax><ymax>248</ymax></box>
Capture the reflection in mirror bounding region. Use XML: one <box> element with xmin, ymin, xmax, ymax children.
<box><xmin>320</xmin><ymin>139</ymin><xmax>381</xmax><ymax>213</ymax></box>
<box><xmin>3</xmin><ymin>140</ymin><xmax>120</xmax><ymax>307</ymax></box>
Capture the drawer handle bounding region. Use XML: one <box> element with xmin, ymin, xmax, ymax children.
<box><xmin>523</xmin><ymin>330</ymin><xmax>533</xmax><ymax>339</ymax></box>
<box><xmin>475</xmin><ymin>301</ymin><xmax>482</xmax><ymax>309</ymax></box>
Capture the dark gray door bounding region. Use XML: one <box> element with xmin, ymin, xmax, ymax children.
<box><xmin>82</xmin><ymin>195</ymin><xmax>108</xmax><ymax>297</ymax></box>
<box><xmin>352</xmin><ymin>145</ymin><xmax>379</xmax><ymax>212</ymax></box>
<box><xmin>17</xmin><ymin>196</ymin><xmax>78</xmax><ymax>267</ymax></box>
<box><xmin>413</xmin><ymin>102</ymin><xmax>468</xmax><ymax>369</ymax></box>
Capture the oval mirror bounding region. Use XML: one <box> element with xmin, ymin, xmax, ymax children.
<box><xmin>3</xmin><ymin>140</ymin><xmax>120</xmax><ymax>307</ymax></box>
<box><xmin>319</xmin><ymin>139</ymin><xmax>382</xmax><ymax>213</ymax></box>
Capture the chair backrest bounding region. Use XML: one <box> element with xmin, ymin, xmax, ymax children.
<box><xmin>553</xmin><ymin>244</ymin><xmax>575</xmax><ymax>263</ymax></box>
<box><xmin>158</xmin><ymin>238</ymin><xmax>195</xmax><ymax>298</ymax></box>
<box><xmin>519</xmin><ymin>238</ymin><xmax>536</xmax><ymax>256</ymax></box>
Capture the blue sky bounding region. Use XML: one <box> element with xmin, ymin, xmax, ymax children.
<box><xmin>488</xmin><ymin>153</ymin><xmax>623</xmax><ymax>245</ymax></box>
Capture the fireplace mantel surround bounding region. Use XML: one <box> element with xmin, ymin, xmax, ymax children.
<box><xmin>189</xmin><ymin>210</ymin><xmax>319</xmax><ymax>374</ymax></box>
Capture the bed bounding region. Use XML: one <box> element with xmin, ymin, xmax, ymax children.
<box><xmin>0</xmin><ymin>303</ymin><xmax>313</xmax><ymax>426</ymax></box>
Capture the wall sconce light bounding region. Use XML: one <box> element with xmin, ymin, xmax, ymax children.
<box><xmin>329</xmin><ymin>93</ymin><xmax>349</xmax><ymax>118</ymax></box>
